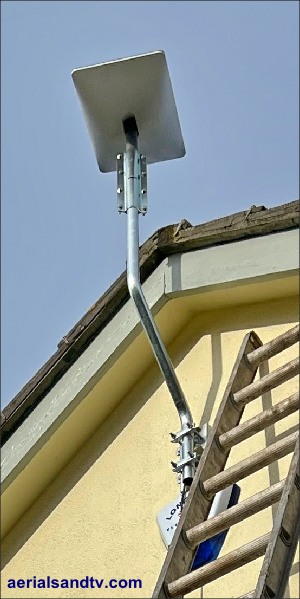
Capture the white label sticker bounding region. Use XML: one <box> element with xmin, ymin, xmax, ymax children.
<box><xmin>156</xmin><ymin>495</ymin><xmax>182</xmax><ymax>548</ymax></box>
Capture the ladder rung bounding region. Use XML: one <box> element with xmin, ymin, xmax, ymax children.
<box><xmin>203</xmin><ymin>432</ymin><xmax>297</xmax><ymax>497</ymax></box>
<box><xmin>219</xmin><ymin>392</ymin><xmax>299</xmax><ymax>450</ymax></box>
<box><xmin>185</xmin><ymin>480</ymin><xmax>284</xmax><ymax>548</ymax></box>
<box><xmin>166</xmin><ymin>533</ymin><xmax>270</xmax><ymax>598</ymax></box>
<box><xmin>233</xmin><ymin>357</ymin><xmax>299</xmax><ymax>406</ymax></box>
<box><xmin>246</xmin><ymin>324</ymin><xmax>299</xmax><ymax>368</ymax></box>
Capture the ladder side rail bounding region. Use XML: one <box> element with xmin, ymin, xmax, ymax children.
<box><xmin>254</xmin><ymin>438</ymin><xmax>300</xmax><ymax>599</ymax></box>
<box><xmin>152</xmin><ymin>331</ymin><xmax>262</xmax><ymax>598</ymax></box>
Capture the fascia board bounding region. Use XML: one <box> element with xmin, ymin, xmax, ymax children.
<box><xmin>165</xmin><ymin>230</ymin><xmax>299</xmax><ymax>296</ymax></box>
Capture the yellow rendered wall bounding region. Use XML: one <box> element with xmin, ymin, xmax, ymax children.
<box><xmin>1</xmin><ymin>295</ymin><xmax>299</xmax><ymax>598</ymax></box>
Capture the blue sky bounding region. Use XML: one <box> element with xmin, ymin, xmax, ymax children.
<box><xmin>1</xmin><ymin>1</ymin><xmax>299</xmax><ymax>406</ymax></box>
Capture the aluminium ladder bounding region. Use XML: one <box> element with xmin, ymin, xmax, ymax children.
<box><xmin>153</xmin><ymin>325</ymin><xmax>300</xmax><ymax>599</ymax></box>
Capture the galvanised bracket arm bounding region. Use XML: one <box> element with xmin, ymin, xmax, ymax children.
<box><xmin>117</xmin><ymin>116</ymin><xmax>196</xmax><ymax>486</ymax></box>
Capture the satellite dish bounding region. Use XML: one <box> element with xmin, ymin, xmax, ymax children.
<box><xmin>72</xmin><ymin>50</ymin><xmax>185</xmax><ymax>173</ymax></box>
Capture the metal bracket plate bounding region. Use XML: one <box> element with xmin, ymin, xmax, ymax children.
<box><xmin>117</xmin><ymin>153</ymin><xmax>125</xmax><ymax>212</ymax></box>
<box><xmin>116</xmin><ymin>153</ymin><xmax>147</xmax><ymax>214</ymax></box>
<box><xmin>170</xmin><ymin>423</ymin><xmax>211</xmax><ymax>475</ymax></box>
<box><xmin>157</xmin><ymin>423</ymin><xmax>213</xmax><ymax>547</ymax></box>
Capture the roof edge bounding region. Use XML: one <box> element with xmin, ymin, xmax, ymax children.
<box><xmin>1</xmin><ymin>199</ymin><xmax>299</xmax><ymax>442</ymax></box>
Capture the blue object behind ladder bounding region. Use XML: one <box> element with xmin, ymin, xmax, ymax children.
<box><xmin>192</xmin><ymin>483</ymin><xmax>241</xmax><ymax>570</ymax></box>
